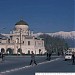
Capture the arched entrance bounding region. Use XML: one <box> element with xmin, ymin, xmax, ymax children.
<box><xmin>39</xmin><ymin>49</ymin><xmax>41</xmax><ymax>54</ymax></box>
<box><xmin>6</xmin><ymin>48</ymin><xmax>13</xmax><ymax>54</ymax></box>
<box><xmin>1</xmin><ymin>48</ymin><xmax>5</xmax><ymax>54</ymax></box>
<box><xmin>28</xmin><ymin>50</ymin><xmax>30</xmax><ymax>54</ymax></box>
<box><xmin>17</xmin><ymin>48</ymin><xmax>22</xmax><ymax>54</ymax></box>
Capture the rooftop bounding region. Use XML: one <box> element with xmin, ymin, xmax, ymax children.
<box><xmin>15</xmin><ymin>20</ymin><xmax>28</xmax><ymax>25</ymax></box>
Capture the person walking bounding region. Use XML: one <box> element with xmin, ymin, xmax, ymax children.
<box><xmin>58</xmin><ymin>52</ymin><xmax>60</xmax><ymax>56</ymax></box>
<box><xmin>72</xmin><ymin>52</ymin><xmax>75</xmax><ymax>64</ymax></box>
<box><xmin>46</xmin><ymin>51</ymin><xmax>52</xmax><ymax>61</ymax></box>
<box><xmin>48</xmin><ymin>53</ymin><xmax>52</xmax><ymax>61</ymax></box>
<box><xmin>30</xmin><ymin>51</ymin><xmax>37</xmax><ymax>65</ymax></box>
<box><xmin>0</xmin><ymin>52</ymin><xmax>4</xmax><ymax>62</ymax></box>
<box><xmin>1</xmin><ymin>53</ymin><xmax>4</xmax><ymax>61</ymax></box>
<box><xmin>0</xmin><ymin>52</ymin><xmax>1</xmax><ymax>62</ymax></box>
<box><xmin>46</xmin><ymin>52</ymin><xmax>49</xmax><ymax>60</ymax></box>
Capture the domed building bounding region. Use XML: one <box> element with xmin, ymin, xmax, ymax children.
<box><xmin>15</xmin><ymin>20</ymin><xmax>29</xmax><ymax>34</ymax></box>
<box><xmin>0</xmin><ymin>20</ymin><xmax>45</xmax><ymax>54</ymax></box>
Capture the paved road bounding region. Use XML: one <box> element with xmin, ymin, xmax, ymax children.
<box><xmin>0</xmin><ymin>55</ymin><xmax>75</xmax><ymax>75</ymax></box>
<box><xmin>0</xmin><ymin>55</ymin><xmax>57</xmax><ymax>72</ymax></box>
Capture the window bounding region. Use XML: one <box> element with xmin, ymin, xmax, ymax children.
<box><xmin>23</xmin><ymin>41</ymin><xmax>24</xmax><ymax>43</ymax></box>
<box><xmin>10</xmin><ymin>36</ymin><xmax>13</xmax><ymax>40</ymax></box>
<box><xmin>16</xmin><ymin>38</ymin><xmax>19</xmax><ymax>43</ymax></box>
<box><xmin>0</xmin><ymin>39</ymin><xmax>2</xmax><ymax>43</ymax></box>
<box><xmin>28</xmin><ymin>41</ymin><xmax>30</xmax><ymax>45</ymax></box>
<box><xmin>8</xmin><ymin>39</ymin><xmax>10</xmax><ymax>43</ymax></box>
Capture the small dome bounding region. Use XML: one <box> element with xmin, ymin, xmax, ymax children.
<box><xmin>15</xmin><ymin>20</ymin><xmax>28</xmax><ymax>25</ymax></box>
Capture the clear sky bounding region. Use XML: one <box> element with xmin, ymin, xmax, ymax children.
<box><xmin>0</xmin><ymin>0</ymin><xmax>74</xmax><ymax>33</ymax></box>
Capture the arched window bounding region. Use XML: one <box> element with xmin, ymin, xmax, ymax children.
<box><xmin>1</xmin><ymin>48</ymin><xmax>5</xmax><ymax>53</ymax></box>
<box><xmin>16</xmin><ymin>38</ymin><xmax>19</xmax><ymax>43</ymax></box>
<box><xmin>10</xmin><ymin>36</ymin><xmax>13</xmax><ymax>40</ymax></box>
<box><xmin>28</xmin><ymin>50</ymin><xmax>30</xmax><ymax>54</ymax></box>
<box><xmin>28</xmin><ymin>41</ymin><xmax>30</xmax><ymax>45</ymax></box>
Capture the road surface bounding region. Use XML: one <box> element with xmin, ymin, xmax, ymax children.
<box><xmin>0</xmin><ymin>55</ymin><xmax>75</xmax><ymax>75</ymax></box>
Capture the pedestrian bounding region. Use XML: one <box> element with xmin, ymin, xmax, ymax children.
<box><xmin>30</xmin><ymin>51</ymin><xmax>37</xmax><ymax>65</ymax></box>
<box><xmin>58</xmin><ymin>52</ymin><xmax>60</xmax><ymax>56</ymax></box>
<box><xmin>0</xmin><ymin>52</ymin><xmax>1</xmax><ymax>62</ymax></box>
<box><xmin>0</xmin><ymin>52</ymin><xmax>1</xmax><ymax>58</ymax></box>
<box><xmin>48</xmin><ymin>53</ymin><xmax>52</xmax><ymax>61</ymax></box>
<box><xmin>72</xmin><ymin>52</ymin><xmax>75</xmax><ymax>64</ymax></box>
<box><xmin>1</xmin><ymin>53</ymin><xmax>4</xmax><ymax>61</ymax></box>
<box><xmin>46</xmin><ymin>52</ymin><xmax>48</xmax><ymax>60</ymax></box>
<box><xmin>61</xmin><ymin>51</ymin><xmax>64</xmax><ymax>56</ymax></box>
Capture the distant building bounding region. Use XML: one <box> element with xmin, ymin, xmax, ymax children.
<box><xmin>0</xmin><ymin>20</ymin><xmax>45</xmax><ymax>54</ymax></box>
<box><xmin>69</xmin><ymin>48</ymin><xmax>75</xmax><ymax>52</ymax></box>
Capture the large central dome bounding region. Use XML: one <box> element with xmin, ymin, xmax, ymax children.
<box><xmin>15</xmin><ymin>20</ymin><xmax>29</xmax><ymax>32</ymax></box>
<box><xmin>15</xmin><ymin>20</ymin><xmax>28</xmax><ymax>25</ymax></box>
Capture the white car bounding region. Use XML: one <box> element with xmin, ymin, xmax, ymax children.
<box><xmin>64</xmin><ymin>53</ymin><xmax>72</xmax><ymax>61</ymax></box>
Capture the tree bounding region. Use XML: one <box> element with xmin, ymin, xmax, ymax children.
<box><xmin>39</xmin><ymin>34</ymin><xmax>69</xmax><ymax>54</ymax></box>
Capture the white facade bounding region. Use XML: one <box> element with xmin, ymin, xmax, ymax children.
<box><xmin>69</xmin><ymin>48</ymin><xmax>75</xmax><ymax>52</ymax></box>
<box><xmin>0</xmin><ymin>20</ymin><xmax>45</xmax><ymax>54</ymax></box>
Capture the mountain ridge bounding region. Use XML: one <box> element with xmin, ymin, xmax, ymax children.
<box><xmin>34</xmin><ymin>31</ymin><xmax>75</xmax><ymax>39</ymax></box>
<box><xmin>33</xmin><ymin>31</ymin><xmax>75</xmax><ymax>48</ymax></box>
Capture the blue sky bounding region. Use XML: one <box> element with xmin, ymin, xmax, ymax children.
<box><xmin>0</xmin><ymin>0</ymin><xmax>74</xmax><ymax>33</ymax></box>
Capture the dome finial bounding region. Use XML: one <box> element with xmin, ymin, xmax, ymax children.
<box><xmin>20</xmin><ymin>16</ymin><xmax>23</xmax><ymax>21</ymax></box>
<box><xmin>15</xmin><ymin>18</ymin><xmax>28</xmax><ymax>25</ymax></box>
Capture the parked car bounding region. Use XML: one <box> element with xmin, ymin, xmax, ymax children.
<box><xmin>64</xmin><ymin>53</ymin><xmax>72</xmax><ymax>61</ymax></box>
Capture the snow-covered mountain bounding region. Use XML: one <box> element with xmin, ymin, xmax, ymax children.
<box><xmin>34</xmin><ymin>31</ymin><xmax>75</xmax><ymax>39</ymax></box>
<box><xmin>33</xmin><ymin>31</ymin><xmax>75</xmax><ymax>48</ymax></box>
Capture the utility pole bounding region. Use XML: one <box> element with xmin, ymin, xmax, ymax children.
<box><xmin>20</xmin><ymin>28</ymin><xmax>22</xmax><ymax>50</ymax></box>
